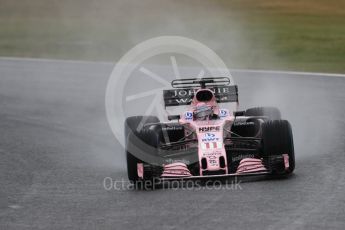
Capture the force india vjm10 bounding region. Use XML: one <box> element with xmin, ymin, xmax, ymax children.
<box><xmin>124</xmin><ymin>77</ymin><xmax>295</xmax><ymax>186</ymax></box>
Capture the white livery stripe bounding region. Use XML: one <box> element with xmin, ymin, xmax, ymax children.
<box><xmin>217</xmin><ymin>142</ymin><xmax>222</xmax><ymax>148</ymax></box>
<box><xmin>201</xmin><ymin>143</ymin><xmax>207</xmax><ymax>150</ymax></box>
<box><xmin>201</xmin><ymin>142</ymin><xmax>222</xmax><ymax>149</ymax></box>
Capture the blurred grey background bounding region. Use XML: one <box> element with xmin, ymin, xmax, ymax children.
<box><xmin>1</xmin><ymin>0</ymin><xmax>344</xmax><ymax>72</ymax></box>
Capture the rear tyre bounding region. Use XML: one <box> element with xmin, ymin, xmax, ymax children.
<box><xmin>245</xmin><ymin>107</ymin><xmax>281</xmax><ymax>120</ymax></box>
<box><xmin>125</xmin><ymin>116</ymin><xmax>160</xmax><ymax>182</ymax></box>
<box><xmin>261</xmin><ymin>120</ymin><xmax>295</xmax><ymax>175</ymax></box>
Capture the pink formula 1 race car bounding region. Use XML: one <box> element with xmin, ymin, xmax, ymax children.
<box><xmin>125</xmin><ymin>77</ymin><xmax>295</xmax><ymax>187</ymax></box>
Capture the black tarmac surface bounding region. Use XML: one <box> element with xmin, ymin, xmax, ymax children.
<box><xmin>0</xmin><ymin>58</ymin><xmax>344</xmax><ymax>229</ymax></box>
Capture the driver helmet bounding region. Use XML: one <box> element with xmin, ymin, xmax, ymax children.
<box><xmin>193</xmin><ymin>102</ymin><xmax>213</xmax><ymax>120</ymax></box>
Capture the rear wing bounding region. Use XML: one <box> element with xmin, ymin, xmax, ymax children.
<box><xmin>163</xmin><ymin>81</ymin><xmax>238</xmax><ymax>107</ymax></box>
<box><xmin>171</xmin><ymin>77</ymin><xmax>230</xmax><ymax>89</ymax></box>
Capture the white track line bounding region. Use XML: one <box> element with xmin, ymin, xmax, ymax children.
<box><xmin>0</xmin><ymin>56</ymin><xmax>344</xmax><ymax>78</ymax></box>
<box><xmin>231</xmin><ymin>68</ymin><xmax>345</xmax><ymax>78</ymax></box>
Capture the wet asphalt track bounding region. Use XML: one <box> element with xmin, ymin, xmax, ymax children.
<box><xmin>0</xmin><ymin>58</ymin><xmax>345</xmax><ymax>229</ymax></box>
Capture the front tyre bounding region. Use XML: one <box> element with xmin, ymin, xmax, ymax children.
<box><xmin>125</xmin><ymin>116</ymin><xmax>160</xmax><ymax>182</ymax></box>
<box><xmin>262</xmin><ymin>120</ymin><xmax>295</xmax><ymax>175</ymax></box>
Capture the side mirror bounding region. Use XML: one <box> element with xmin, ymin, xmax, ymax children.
<box><xmin>168</xmin><ymin>115</ymin><xmax>181</xmax><ymax>121</ymax></box>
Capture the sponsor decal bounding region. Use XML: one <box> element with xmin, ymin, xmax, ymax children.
<box><xmin>203</xmin><ymin>151</ymin><xmax>221</xmax><ymax>156</ymax></box>
<box><xmin>174</xmin><ymin>98</ymin><xmax>193</xmax><ymax>105</ymax></box>
<box><xmin>199</xmin><ymin>126</ymin><xmax>221</xmax><ymax>132</ymax></box>
<box><xmin>165</xmin><ymin>159</ymin><xmax>190</xmax><ymax>165</ymax></box>
<box><xmin>232</xmin><ymin>154</ymin><xmax>255</xmax><ymax>162</ymax></box>
<box><xmin>185</xmin><ymin>111</ymin><xmax>193</xmax><ymax>120</ymax></box>
<box><xmin>233</xmin><ymin>121</ymin><xmax>255</xmax><ymax>126</ymax></box>
<box><xmin>162</xmin><ymin>126</ymin><xmax>183</xmax><ymax>131</ymax></box>
<box><xmin>172</xmin><ymin>89</ymin><xmax>196</xmax><ymax>97</ymax></box>
<box><xmin>202</xmin><ymin>133</ymin><xmax>220</xmax><ymax>142</ymax></box>
<box><xmin>172</xmin><ymin>87</ymin><xmax>231</xmax><ymax>98</ymax></box>
<box><xmin>164</xmin><ymin>86</ymin><xmax>236</xmax><ymax>106</ymax></box>
<box><xmin>219</xmin><ymin>109</ymin><xmax>228</xmax><ymax>117</ymax></box>
<box><xmin>208</xmin><ymin>159</ymin><xmax>218</xmax><ymax>166</ymax></box>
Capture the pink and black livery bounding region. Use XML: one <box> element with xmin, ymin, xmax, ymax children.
<box><xmin>125</xmin><ymin>77</ymin><xmax>295</xmax><ymax>187</ymax></box>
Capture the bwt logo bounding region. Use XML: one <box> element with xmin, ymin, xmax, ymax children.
<box><xmin>220</xmin><ymin>109</ymin><xmax>228</xmax><ymax>117</ymax></box>
<box><xmin>199</xmin><ymin>126</ymin><xmax>221</xmax><ymax>132</ymax></box>
<box><xmin>185</xmin><ymin>111</ymin><xmax>193</xmax><ymax>119</ymax></box>
<box><xmin>205</xmin><ymin>133</ymin><xmax>215</xmax><ymax>138</ymax></box>
<box><xmin>202</xmin><ymin>133</ymin><xmax>219</xmax><ymax>142</ymax></box>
